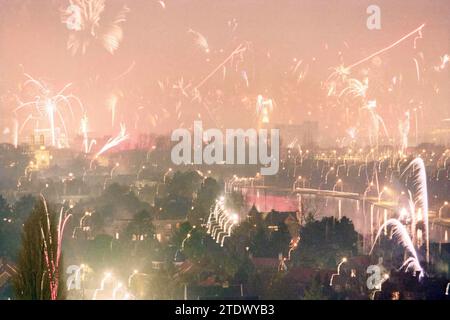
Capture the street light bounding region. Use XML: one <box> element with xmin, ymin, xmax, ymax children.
<box><xmin>378</xmin><ymin>186</ymin><xmax>389</xmax><ymax>203</ymax></box>
<box><xmin>325</xmin><ymin>167</ymin><xmax>335</xmax><ymax>184</ymax></box>
<box><xmin>336</xmin><ymin>164</ymin><xmax>346</xmax><ymax>177</ymax></box>
<box><xmin>220</xmin><ymin>214</ymin><xmax>239</xmax><ymax>247</ymax></box>
<box><xmin>378</xmin><ymin>187</ymin><xmax>390</xmax><ymax>235</ymax></box>
<box><xmin>181</xmin><ymin>226</ymin><xmax>196</xmax><ymax>251</ymax></box>
<box><xmin>102</xmin><ymin>272</ymin><xmax>112</xmax><ymax>287</ymax></box>
<box><xmin>216</xmin><ymin>214</ymin><xmax>238</xmax><ymax>244</ymax></box>
<box><xmin>163</xmin><ymin>168</ymin><xmax>173</xmax><ymax>184</ymax></box>
<box><xmin>73</xmin><ymin>211</ymin><xmax>93</xmax><ymax>239</ymax></box>
<box><xmin>212</xmin><ymin>211</ymin><xmax>228</xmax><ymax>239</ymax></box>
<box><xmin>329</xmin><ymin>257</ymin><xmax>347</xmax><ymax>286</ymax></box>
<box><xmin>112</xmin><ymin>282</ymin><xmax>124</xmax><ymax>300</ymax></box>
<box><xmin>128</xmin><ymin>270</ymin><xmax>139</xmax><ymax>288</ymax></box>
<box><xmin>438</xmin><ymin>201</ymin><xmax>449</xmax><ymax>219</ymax></box>
<box><xmin>181</xmin><ymin>233</ymin><xmax>191</xmax><ymax>249</ymax></box>
<box><xmin>288</xmin><ymin>236</ymin><xmax>300</xmax><ymax>260</ymax></box>
<box><xmin>137</xmin><ymin>165</ymin><xmax>146</xmax><ymax>180</ymax></box>
<box><xmin>292</xmin><ymin>176</ymin><xmax>307</xmax><ymax>191</ymax></box>
<box><xmin>332</xmin><ymin>179</ymin><xmax>343</xmax><ymax>192</ymax></box>
<box><xmin>110</xmin><ymin>162</ymin><xmax>120</xmax><ymax>178</ymax></box>
<box><xmin>80</xmin><ymin>211</ymin><xmax>92</xmax><ymax>228</ymax></box>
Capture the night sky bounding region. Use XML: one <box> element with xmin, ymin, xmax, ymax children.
<box><xmin>0</xmin><ymin>0</ymin><xmax>448</xmax><ymax>144</ymax></box>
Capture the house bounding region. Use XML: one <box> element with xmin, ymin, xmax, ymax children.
<box><xmin>250</xmin><ymin>255</ymin><xmax>281</xmax><ymax>272</ymax></box>
<box><xmin>248</xmin><ymin>206</ymin><xmax>300</xmax><ymax>238</ymax></box>
<box><xmin>153</xmin><ymin>218</ymin><xmax>186</xmax><ymax>243</ymax></box>
<box><xmin>0</xmin><ymin>257</ymin><xmax>18</xmax><ymax>299</ymax></box>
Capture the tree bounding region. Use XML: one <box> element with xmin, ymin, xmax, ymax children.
<box><xmin>303</xmin><ymin>276</ymin><xmax>329</xmax><ymax>300</ymax></box>
<box><xmin>12</xmin><ymin>195</ymin><xmax>36</xmax><ymax>222</ymax></box>
<box><xmin>171</xmin><ymin>221</ymin><xmax>194</xmax><ymax>247</ymax></box>
<box><xmin>269</xmin><ymin>222</ymin><xmax>292</xmax><ymax>256</ymax></box>
<box><xmin>189</xmin><ymin>177</ymin><xmax>220</xmax><ymax>225</ymax></box>
<box><xmin>1</xmin><ymin>195</ymin><xmax>35</xmax><ymax>259</ymax></box>
<box><xmin>266</xmin><ymin>273</ymin><xmax>298</xmax><ymax>299</ymax></box>
<box><xmin>124</xmin><ymin>209</ymin><xmax>156</xmax><ymax>241</ymax></box>
<box><xmin>293</xmin><ymin>216</ymin><xmax>358</xmax><ymax>269</ymax></box>
<box><xmin>13</xmin><ymin>199</ymin><xmax>66</xmax><ymax>300</ymax></box>
<box><xmin>73</xmin><ymin>183</ymin><xmax>151</xmax><ymax>232</ymax></box>
<box><xmin>166</xmin><ymin>171</ymin><xmax>202</xmax><ymax>199</ymax></box>
<box><xmin>0</xmin><ymin>195</ymin><xmax>16</xmax><ymax>258</ymax></box>
<box><xmin>0</xmin><ymin>195</ymin><xmax>11</xmax><ymax>219</ymax></box>
<box><xmin>226</xmin><ymin>191</ymin><xmax>244</xmax><ymax>213</ymax></box>
<box><xmin>250</xmin><ymin>222</ymin><xmax>272</xmax><ymax>257</ymax></box>
<box><xmin>0</xmin><ymin>219</ymin><xmax>21</xmax><ymax>259</ymax></box>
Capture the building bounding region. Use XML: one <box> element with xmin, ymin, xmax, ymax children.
<box><xmin>25</xmin><ymin>128</ymin><xmax>69</xmax><ymax>149</ymax></box>
<box><xmin>153</xmin><ymin>218</ymin><xmax>186</xmax><ymax>243</ymax></box>
<box><xmin>0</xmin><ymin>257</ymin><xmax>17</xmax><ymax>299</ymax></box>
<box><xmin>428</xmin><ymin>120</ymin><xmax>450</xmax><ymax>146</ymax></box>
<box><xmin>33</xmin><ymin>145</ymin><xmax>51</xmax><ymax>169</ymax></box>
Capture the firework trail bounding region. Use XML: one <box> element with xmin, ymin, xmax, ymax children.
<box><xmin>12</xmin><ymin>119</ymin><xmax>18</xmax><ymax>148</ymax></box>
<box><xmin>434</xmin><ymin>54</ymin><xmax>449</xmax><ymax>71</ymax></box>
<box><xmin>345</xmin><ymin>24</ymin><xmax>425</xmax><ymax>72</ymax></box>
<box><xmin>91</xmin><ymin>123</ymin><xmax>129</xmax><ymax>167</ymax></box>
<box><xmin>398</xmin><ymin>111</ymin><xmax>410</xmax><ymax>155</ymax></box>
<box><xmin>400</xmin><ymin>190</ymin><xmax>417</xmax><ymax>227</ymax></box>
<box><xmin>173</xmin><ymin>77</ymin><xmax>191</xmax><ymax>97</ymax></box>
<box><xmin>326</xmin><ymin>24</ymin><xmax>425</xmax><ymax>97</ymax></box>
<box><xmin>80</xmin><ymin>114</ymin><xmax>96</xmax><ymax>153</ymax></box>
<box><xmin>256</xmin><ymin>94</ymin><xmax>274</xmax><ymax>124</ymax></box>
<box><xmin>412</xmin><ymin>58</ymin><xmax>421</xmax><ymax>82</ymax></box>
<box><xmin>241</xmin><ymin>70</ymin><xmax>249</xmax><ymax>87</ymax></box>
<box><xmin>291</xmin><ymin>59</ymin><xmax>303</xmax><ymax>75</ymax></box>
<box><xmin>400</xmin><ymin>157</ymin><xmax>430</xmax><ymax>263</ymax></box>
<box><xmin>107</xmin><ymin>93</ymin><xmax>119</xmax><ymax>128</ymax></box>
<box><xmin>157</xmin><ymin>1</ymin><xmax>166</xmax><ymax>10</ymax></box>
<box><xmin>188</xmin><ymin>29</ymin><xmax>210</xmax><ymax>54</ymax></box>
<box><xmin>363</xmin><ymin>100</ymin><xmax>388</xmax><ymax>149</ymax></box>
<box><xmin>370</xmin><ymin>219</ymin><xmax>423</xmax><ymax>278</ymax></box>
<box><xmin>39</xmin><ymin>195</ymin><xmax>72</xmax><ymax>300</ymax></box>
<box><xmin>193</xmin><ymin>43</ymin><xmax>247</xmax><ymax>91</ymax></box>
<box><xmin>347</xmin><ymin>127</ymin><xmax>357</xmax><ymax>140</ymax></box>
<box><xmin>172</xmin><ymin>43</ymin><xmax>247</xmax><ymax>126</ymax></box>
<box><xmin>290</xmin><ymin>59</ymin><xmax>309</xmax><ymax>83</ymax></box>
<box><xmin>112</xmin><ymin>61</ymin><xmax>136</xmax><ymax>81</ymax></box>
<box><xmin>95</xmin><ymin>123</ymin><xmax>129</xmax><ymax>158</ymax></box>
<box><xmin>61</xmin><ymin>0</ymin><xmax>129</xmax><ymax>55</ymax></box>
<box><xmin>339</xmin><ymin>78</ymin><xmax>368</xmax><ymax>99</ymax></box>
<box><xmin>326</xmin><ymin>65</ymin><xmax>350</xmax><ymax>96</ymax></box>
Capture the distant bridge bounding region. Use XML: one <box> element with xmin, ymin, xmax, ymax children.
<box><xmin>230</xmin><ymin>185</ymin><xmax>449</xmax><ymax>229</ymax></box>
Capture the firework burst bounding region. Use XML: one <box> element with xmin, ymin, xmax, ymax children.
<box><xmin>14</xmin><ymin>74</ymin><xmax>84</xmax><ymax>148</ymax></box>
<box><xmin>371</xmin><ymin>219</ymin><xmax>424</xmax><ymax>278</ymax></box>
<box><xmin>400</xmin><ymin>157</ymin><xmax>430</xmax><ymax>263</ymax></box>
<box><xmin>61</xmin><ymin>0</ymin><xmax>129</xmax><ymax>55</ymax></box>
